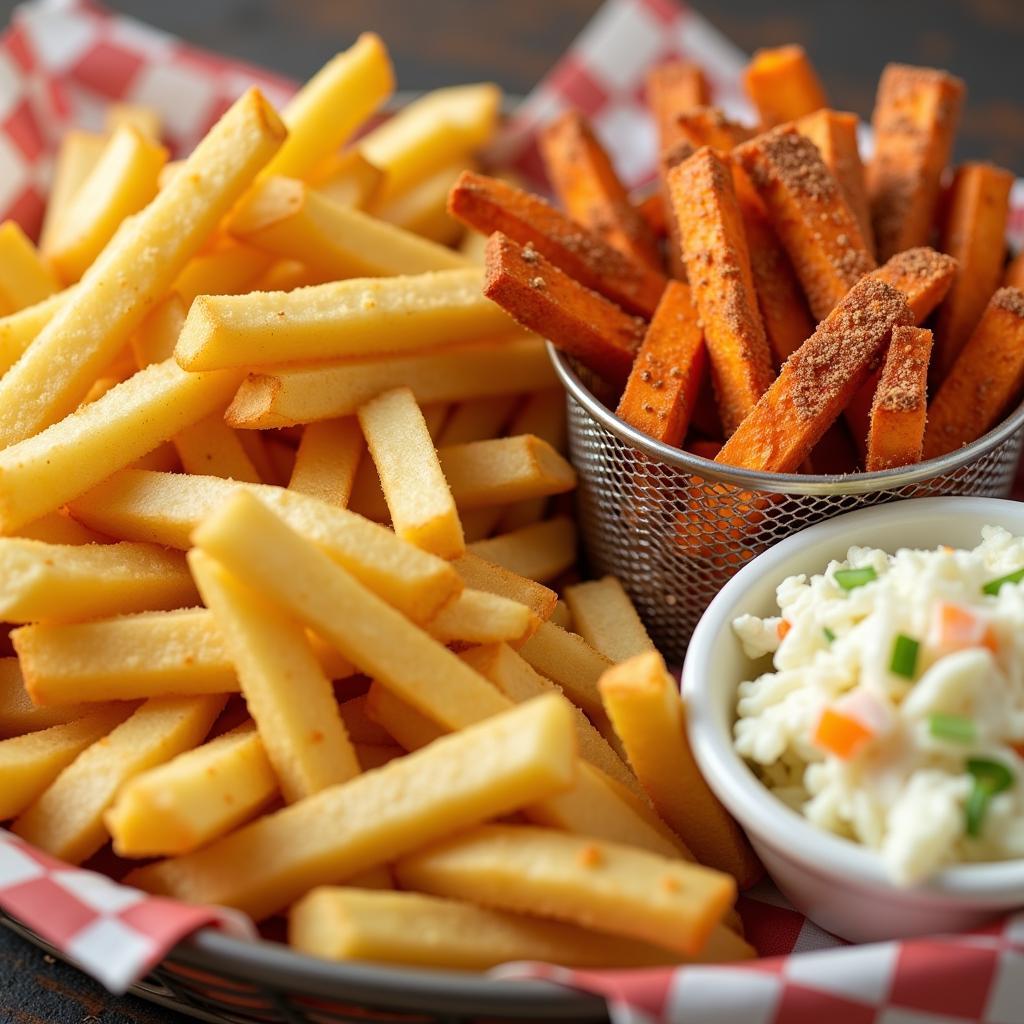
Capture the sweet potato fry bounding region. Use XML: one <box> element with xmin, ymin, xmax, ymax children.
<box><xmin>924</xmin><ymin>288</ymin><xmax>1024</xmax><ymax>458</ymax></box>
<box><xmin>646</xmin><ymin>61</ymin><xmax>710</xmax><ymax>154</ymax></box>
<box><xmin>867</xmin><ymin>64</ymin><xmax>966</xmax><ymax>261</ymax></box>
<box><xmin>736</xmin><ymin>125</ymin><xmax>875</xmax><ymax>321</ymax></box>
<box><xmin>540</xmin><ymin>111</ymin><xmax>662</xmax><ymax>272</ymax></box>
<box><xmin>668</xmin><ymin>148</ymin><xmax>774</xmax><ymax>435</ymax></box>
<box><xmin>675</xmin><ymin>108</ymin><xmax>755</xmax><ymax>153</ymax></box>
<box><xmin>715</xmin><ymin>277</ymin><xmax>914</xmax><ymax>472</ymax></box>
<box><xmin>866</xmin><ymin>325</ymin><xmax>933</xmax><ymax>471</ymax></box>
<box><xmin>483</xmin><ymin>232</ymin><xmax>644</xmax><ymax>385</ymax></box>
<box><xmin>743</xmin><ymin>45</ymin><xmax>826</xmax><ymax>127</ymax></box>
<box><xmin>448</xmin><ymin>171</ymin><xmax>666</xmax><ymax>317</ymax></box>
<box><xmin>795</xmin><ymin>109</ymin><xmax>874</xmax><ymax>256</ymax></box>
<box><xmin>634</xmin><ymin>190</ymin><xmax>668</xmax><ymax>237</ymax></box>
<box><xmin>932</xmin><ymin>162</ymin><xmax>1014</xmax><ymax>382</ymax></box>
<box><xmin>1004</xmin><ymin>252</ymin><xmax>1024</xmax><ymax>290</ymax></box>
<box><xmin>615</xmin><ymin>280</ymin><xmax>707</xmax><ymax>445</ymax></box>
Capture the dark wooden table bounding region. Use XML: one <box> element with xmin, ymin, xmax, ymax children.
<box><xmin>0</xmin><ymin>1</ymin><xmax>1021</xmax><ymax>1021</ymax></box>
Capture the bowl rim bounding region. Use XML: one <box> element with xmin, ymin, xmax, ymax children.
<box><xmin>682</xmin><ymin>495</ymin><xmax>1024</xmax><ymax>898</ymax></box>
<box><xmin>548</xmin><ymin>345</ymin><xmax>1024</xmax><ymax>496</ymax></box>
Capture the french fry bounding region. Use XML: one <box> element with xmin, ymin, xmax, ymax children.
<box><xmin>0</xmin><ymin>287</ymin><xmax>76</xmax><ymax>377</ymax></box>
<box><xmin>549</xmin><ymin>600</ymin><xmax>573</xmax><ymax>630</ymax></box>
<box><xmin>599</xmin><ymin>652</ymin><xmax>761</xmax><ymax>887</ymax></box>
<box><xmin>743</xmin><ymin>45</ymin><xmax>826</xmax><ymax>127</ymax></box>
<box><xmin>105</xmin><ymin>722</ymin><xmax>277</xmax><ymax>857</ymax></box>
<box><xmin>309</xmin><ymin>149</ymin><xmax>384</xmax><ymax>209</ymax></box>
<box><xmin>369</xmin><ymin>159</ymin><xmax>469</xmax><ymax>245</ymax></box>
<box><xmin>365</xmin><ymin>682</ymin><xmax>445</xmax><ymax>751</ymax></box>
<box><xmin>358</xmin><ymin>387</ymin><xmax>464</xmax><ymax>559</ymax></box>
<box><xmin>339</xmin><ymin>696</ymin><xmax>393</xmax><ymax>746</ymax></box>
<box><xmin>451</xmin><ymin>553</ymin><xmax>558</xmax><ymax>621</ymax></box>
<box><xmin>1004</xmin><ymin>252</ymin><xmax>1024</xmax><ymax>290</ymax></box>
<box><xmin>865</xmin><ymin>325</ymin><xmax>932</xmax><ymax>471</ymax></box>
<box><xmin>0</xmin><ymin>359</ymin><xmax>241</xmax><ymax>533</ymax></box>
<box><xmin>669</xmin><ymin>148</ymin><xmax>774</xmax><ymax>435</ymax></box>
<box><xmin>13</xmin><ymin>694</ymin><xmax>224</xmax><ymax>864</ymax></box>
<box><xmin>646</xmin><ymin>61</ymin><xmax>710</xmax><ymax>153</ymax></box>
<box><xmin>172</xmin><ymin>239</ymin><xmax>275</xmax><ymax>307</ymax></box>
<box><xmin>483</xmin><ymin>232</ymin><xmax>644</xmax><ymax>385</ymax></box>
<box><xmin>0</xmin><ymin>222</ymin><xmax>59</xmax><ymax>314</ymax></box>
<box><xmin>191</xmin><ymin>491</ymin><xmax>507</xmax><ymax>730</ymax></box>
<box><xmin>0</xmin><ymin>539</ymin><xmax>196</xmax><ymax>623</ymax></box>
<box><xmin>615</xmin><ymin>280</ymin><xmax>707</xmax><ymax>445</ymax></box>
<box><xmin>427</xmin><ymin>590</ymin><xmax>537</xmax><ymax>647</ymax></box>
<box><xmin>932</xmin><ymin>163</ymin><xmax>1015</xmax><ymax>382</ymax></box>
<box><xmin>359</xmin><ymin>83</ymin><xmax>501</xmax><ymax>202</ymax></box>
<box><xmin>40</xmin><ymin>131</ymin><xmax>107</xmax><ymax>253</ymax></box>
<box><xmin>395</xmin><ymin>825</ymin><xmax>734</xmax><ymax>957</ymax></box>
<box><xmin>795</xmin><ymin>109</ymin><xmax>874</xmax><ymax>256</ymax></box>
<box><xmin>735</xmin><ymin>125</ymin><xmax>876</xmax><ymax>321</ymax></box>
<box><xmin>175</xmin><ymin>267</ymin><xmax>510</xmax><ymax>371</ymax></box>
<box><xmin>355</xmin><ymin>744</ymin><xmax>404</xmax><ymax>771</ymax></box>
<box><xmin>438</xmin><ymin>435</ymin><xmax>576</xmax><ymax>510</ymax></box>
<box><xmin>47</xmin><ymin>126</ymin><xmax>169</xmax><ymax>283</ymax></box>
<box><xmin>867</xmin><ymin>64</ymin><xmax>966</xmax><ymax>261</ymax></box>
<box><xmin>249</xmin><ymin>258</ymin><xmax>323</xmax><ymax>292</ymax></box>
<box><xmin>0</xmin><ymin>88</ymin><xmax>285</xmax><ymax>450</ymax></box>
<box><xmin>539</xmin><ymin>111</ymin><xmax>662</xmax><ymax>271</ymax></box>
<box><xmin>173</xmin><ymin>414</ymin><xmax>263</xmax><ymax>483</ymax></box>
<box><xmin>67</xmin><ymin>470</ymin><xmax>461</xmax><ymax>624</ymax></box>
<box><xmin>564</xmin><ymin>577</ymin><xmax>654</xmax><ymax>663</ymax></box>
<box><xmin>467</xmin><ymin>517</ymin><xmax>576</xmax><ymax>584</ymax></box>
<box><xmin>289</xmin><ymin>418</ymin><xmax>363</xmax><ymax>507</ymax></box>
<box><xmin>924</xmin><ymin>288</ymin><xmax>1024</xmax><ymax>458</ymax></box>
<box><xmin>105</xmin><ymin>103</ymin><xmax>161</xmax><ymax>139</ymax></box>
<box><xmin>262</xmin><ymin>33</ymin><xmax>394</xmax><ymax>182</ymax></box>
<box><xmin>225</xmin><ymin>335</ymin><xmax>557</xmax><ymax>428</ymax></box>
<box><xmin>0</xmin><ymin>707</ymin><xmax>134</xmax><ymax>821</ymax></box>
<box><xmin>228</xmin><ymin>177</ymin><xmax>467</xmax><ymax>279</ymax></box>
<box><xmin>130</xmin><ymin>293</ymin><xmax>187</xmax><ymax>368</ymax></box>
<box><xmin>715</xmin><ymin>277</ymin><xmax>914</xmax><ymax>473</ymax></box>
<box><xmin>289</xmin><ymin>887</ymin><xmax>698</xmax><ymax>969</ymax></box>
<box><xmin>449</xmin><ymin>171</ymin><xmax>667</xmax><ymax>318</ymax></box>
<box><xmin>17</xmin><ymin>510</ymin><xmax>108</xmax><ymax>547</ymax></box>
<box><xmin>437</xmin><ymin>396</ymin><xmax>519</xmax><ymax>447</ymax></box>
<box><xmin>125</xmin><ymin>694</ymin><xmax>577</xmax><ymax>919</ymax></box>
<box><xmin>189</xmin><ymin>550</ymin><xmax>359</xmax><ymax>802</ymax></box>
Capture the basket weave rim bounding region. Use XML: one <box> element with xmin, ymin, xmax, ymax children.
<box><xmin>549</xmin><ymin>344</ymin><xmax>1024</xmax><ymax>496</ymax></box>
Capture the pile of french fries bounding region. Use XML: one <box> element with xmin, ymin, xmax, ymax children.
<box><xmin>0</xmin><ymin>34</ymin><xmax>763</xmax><ymax>972</ymax></box>
<box><xmin>460</xmin><ymin>46</ymin><xmax>1024</xmax><ymax>475</ymax></box>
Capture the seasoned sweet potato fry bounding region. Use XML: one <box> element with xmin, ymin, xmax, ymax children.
<box><xmin>540</xmin><ymin>111</ymin><xmax>662</xmax><ymax>272</ymax></box>
<box><xmin>924</xmin><ymin>288</ymin><xmax>1024</xmax><ymax>458</ymax></box>
<box><xmin>715</xmin><ymin>277</ymin><xmax>914</xmax><ymax>472</ymax></box>
<box><xmin>867</xmin><ymin>64</ymin><xmax>965</xmax><ymax>261</ymax></box>
<box><xmin>743</xmin><ymin>45</ymin><xmax>826</xmax><ymax>127</ymax></box>
<box><xmin>1004</xmin><ymin>252</ymin><xmax>1024</xmax><ymax>290</ymax></box>
<box><xmin>675</xmin><ymin>108</ymin><xmax>754</xmax><ymax>153</ymax></box>
<box><xmin>932</xmin><ymin>163</ymin><xmax>1014</xmax><ymax>382</ymax></box>
<box><xmin>646</xmin><ymin>61</ymin><xmax>710</xmax><ymax>154</ymax></box>
<box><xmin>449</xmin><ymin>171</ymin><xmax>667</xmax><ymax>317</ymax></box>
<box><xmin>795</xmin><ymin>109</ymin><xmax>874</xmax><ymax>255</ymax></box>
<box><xmin>615</xmin><ymin>280</ymin><xmax>707</xmax><ymax>445</ymax></box>
<box><xmin>668</xmin><ymin>148</ymin><xmax>774</xmax><ymax>435</ymax></box>
<box><xmin>866</xmin><ymin>325</ymin><xmax>933</xmax><ymax>471</ymax></box>
<box><xmin>736</xmin><ymin>125</ymin><xmax>875</xmax><ymax>321</ymax></box>
<box><xmin>483</xmin><ymin>232</ymin><xmax>644</xmax><ymax>385</ymax></box>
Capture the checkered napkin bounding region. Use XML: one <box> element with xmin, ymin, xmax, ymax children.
<box><xmin>1</xmin><ymin>0</ymin><xmax>1024</xmax><ymax>1020</ymax></box>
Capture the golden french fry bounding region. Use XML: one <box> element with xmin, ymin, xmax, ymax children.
<box><xmin>437</xmin><ymin>395</ymin><xmax>519</xmax><ymax>447</ymax></box>
<box><xmin>129</xmin><ymin>294</ymin><xmax>187</xmax><ymax>368</ymax></box>
<box><xmin>40</xmin><ymin>130</ymin><xmax>107</xmax><ymax>253</ymax></box>
<box><xmin>355</xmin><ymin>743</ymin><xmax>404</xmax><ymax>770</ymax></box>
<box><xmin>0</xmin><ymin>359</ymin><xmax>241</xmax><ymax>533</ymax></box>
<box><xmin>358</xmin><ymin>387</ymin><xmax>464</xmax><ymax>558</ymax></box>
<box><xmin>189</xmin><ymin>550</ymin><xmax>359</xmax><ymax>802</ymax></box>
<box><xmin>0</xmin><ymin>707</ymin><xmax>134</xmax><ymax>821</ymax></box>
<box><xmin>369</xmin><ymin>159</ymin><xmax>469</xmax><ymax>245</ymax></box>
<box><xmin>289</xmin><ymin>419</ymin><xmax>363</xmax><ymax>507</ymax></box>
<box><xmin>173</xmin><ymin>414</ymin><xmax>262</xmax><ymax>483</ymax></box>
<box><xmin>225</xmin><ymin>335</ymin><xmax>557</xmax><ymax>428</ymax></box>
<box><xmin>0</xmin><ymin>539</ymin><xmax>196</xmax><ymax>623</ymax></box>
<box><xmin>125</xmin><ymin>694</ymin><xmax>577</xmax><ymax>919</ymax></box>
<box><xmin>175</xmin><ymin>267</ymin><xmax>510</xmax><ymax>371</ymax></box>
<box><xmin>0</xmin><ymin>287</ymin><xmax>76</xmax><ymax>377</ymax></box>
<box><xmin>452</xmin><ymin>552</ymin><xmax>558</xmax><ymax>621</ymax></box>
<box><xmin>338</xmin><ymin>696</ymin><xmax>393</xmax><ymax>746</ymax></box>
<box><xmin>68</xmin><ymin>470</ymin><xmax>460</xmax><ymax>623</ymax></box>
<box><xmin>364</xmin><ymin>682</ymin><xmax>446</xmax><ymax>750</ymax></box>
<box><xmin>0</xmin><ymin>88</ymin><xmax>285</xmax><ymax>450</ymax></box>
<box><xmin>172</xmin><ymin>239</ymin><xmax>275</xmax><ymax>307</ymax></box>
<box><xmin>105</xmin><ymin>722</ymin><xmax>277</xmax><ymax>856</ymax></box>
<box><xmin>427</xmin><ymin>589</ymin><xmax>537</xmax><ymax>647</ymax></box>
<box><xmin>309</xmin><ymin>149</ymin><xmax>384</xmax><ymax>209</ymax></box>
<box><xmin>16</xmin><ymin>510</ymin><xmax>108</xmax><ymax>546</ymax></box>
<box><xmin>564</xmin><ymin>576</ymin><xmax>654</xmax><ymax>663</ymax></box>
<box><xmin>0</xmin><ymin>221</ymin><xmax>59</xmax><ymax>314</ymax></box>
<box><xmin>395</xmin><ymin>824</ymin><xmax>734</xmax><ymax>957</ymax></box>
<box><xmin>47</xmin><ymin>126</ymin><xmax>168</xmax><ymax>283</ymax></box>
<box><xmin>105</xmin><ymin>103</ymin><xmax>161</xmax><ymax>139</ymax></box>
<box><xmin>549</xmin><ymin>600</ymin><xmax>572</xmax><ymax>630</ymax></box>
<box><xmin>13</xmin><ymin>695</ymin><xmax>224</xmax><ymax>863</ymax></box>
<box><xmin>468</xmin><ymin>517</ymin><xmax>576</xmax><ymax>583</ymax></box>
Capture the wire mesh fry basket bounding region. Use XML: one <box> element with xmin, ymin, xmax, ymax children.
<box><xmin>550</xmin><ymin>345</ymin><xmax>1024</xmax><ymax>665</ymax></box>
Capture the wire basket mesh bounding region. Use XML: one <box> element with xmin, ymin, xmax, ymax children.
<box><xmin>551</xmin><ymin>346</ymin><xmax>1024</xmax><ymax>665</ymax></box>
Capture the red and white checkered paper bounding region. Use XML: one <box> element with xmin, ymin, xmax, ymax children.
<box><xmin>1</xmin><ymin>0</ymin><xmax>1024</xmax><ymax>1021</ymax></box>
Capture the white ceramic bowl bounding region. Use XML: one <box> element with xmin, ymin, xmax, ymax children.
<box><xmin>682</xmin><ymin>496</ymin><xmax>1024</xmax><ymax>943</ymax></box>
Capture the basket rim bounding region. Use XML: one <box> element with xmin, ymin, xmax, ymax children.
<box><xmin>548</xmin><ymin>344</ymin><xmax>1024</xmax><ymax>496</ymax></box>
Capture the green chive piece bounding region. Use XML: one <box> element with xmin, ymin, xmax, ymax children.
<box><xmin>890</xmin><ymin>634</ymin><xmax>919</xmax><ymax>679</ymax></box>
<box><xmin>982</xmin><ymin>567</ymin><xmax>1024</xmax><ymax>596</ymax></box>
<box><xmin>928</xmin><ymin>713</ymin><xmax>976</xmax><ymax>744</ymax></box>
<box><xmin>834</xmin><ymin>567</ymin><xmax>877</xmax><ymax>591</ymax></box>
<box><xmin>823</xmin><ymin>627</ymin><xmax>836</xmax><ymax>643</ymax></box>
<box><xmin>965</xmin><ymin>758</ymin><xmax>1015</xmax><ymax>838</ymax></box>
